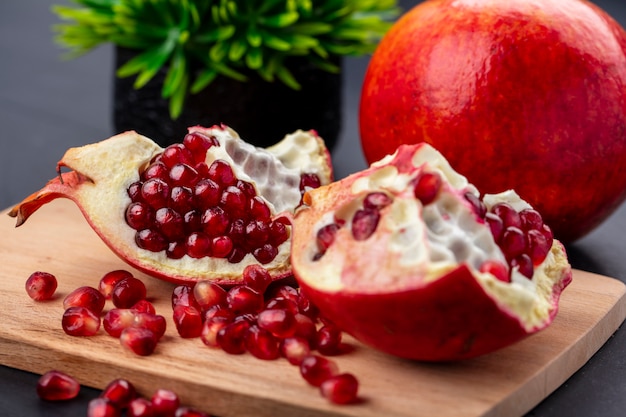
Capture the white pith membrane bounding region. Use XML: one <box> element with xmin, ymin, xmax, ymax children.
<box><xmin>57</xmin><ymin>126</ymin><xmax>331</xmax><ymax>282</ymax></box>
<box><xmin>298</xmin><ymin>144</ymin><xmax>570</xmax><ymax>331</ymax></box>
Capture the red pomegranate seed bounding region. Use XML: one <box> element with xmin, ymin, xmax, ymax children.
<box><xmin>125</xmin><ymin>202</ymin><xmax>153</xmax><ymax>231</ymax></box>
<box><xmin>36</xmin><ymin>370</ymin><xmax>80</xmax><ymax>401</ymax></box>
<box><xmin>201</xmin><ymin>315</ymin><xmax>231</xmax><ymax>347</ymax></box>
<box><xmin>132</xmin><ymin>299</ymin><xmax>156</xmax><ymax>314</ymax></box>
<box><xmin>99</xmin><ymin>270</ymin><xmax>133</xmax><ymax>299</ymax></box>
<box><xmin>169</xmin><ymin>163</ymin><xmax>199</xmax><ymax>187</ymax></box>
<box><xmin>220</xmin><ymin>185</ymin><xmax>247</xmax><ymax>217</ymax></box>
<box><xmin>100</xmin><ymin>378</ymin><xmax>136</xmax><ymax>409</ymax></box>
<box><xmin>315</xmin><ymin>324</ymin><xmax>343</xmax><ymax>355</ymax></box>
<box><xmin>245</xmin><ymin>219</ymin><xmax>270</xmax><ymax>246</ymax></box>
<box><xmin>351</xmin><ymin>208</ymin><xmax>379</xmax><ymax>241</ymax></box>
<box><xmin>166</xmin><ymin>240</ymin><xmax>187</xmax><ymax>259</ymax></box>
<box><xmin>155</xmin><ymin>208</ymin><xmax>185</xmax><ymax>240</ymax></box>
<box><xmin>491</xmin><ymin>202</ymin><xmax>522</xmax><ymax>229</ymax></box>
<box><xmin>151</xmin><ymin>389</ymin><xmax>180</xmax><ymax>416</ymax></box>
<box><xmin>265</xmin><ymin>297</ymin><xmax>299</xmax><ymax>315</ymax></box>
<box><xmin>128</xmin><ymin>397</ymin><xmax>154</xmax><ymax>417</ymax></box>
<box><xmin>172</xmin><ymin>285</ymin><xmax>200</xmax><ymax>309</ymax></box>
<box><xmin>63</xmin><ymin>286</ymin><xmax>106</xmax><ymax>315</ymax></box>
<box><xmin>300</xmin><ymin>173</ymin><xmax>321</xmax><ymax>191</ymax></box>
<box><xmin>245</xmin><ymin>325</ymin><xmax>281</xmax><ymax>360</ymax></box>
<box><xmin>319</xmin><ymin>373</ymin><xmax>359</xmax><ymax>404</ymax></box>
<box><xmin>112</xmin><ymin>277</ymin><xmax>147</xmax><ymax>309</ymax></box>
<box><xmin>464</xmin><ymin>192</ymin><xmax>487</xmax><ymax>219</ymax></box>
<box><xmin>217</xmin><ymin>319</ymin><xmax>251</xmax><ymax>354</ymax></box>
<box><xmin>128</xmin><ymin>181</ymin><xmax>143</xmax><ymax>202</ymax></box>
<box><xmin>270</xmin><ymin>285</ymin><xmax>299</xmax><ymax>304</ymax></box>
<box><xmin>479</xmin><ymin>260</ymin><xmax>510</xmax><ymax>283</ymax></box>
<box><xmin>203</xmin><ymin>305</ymin><xmax>234</xmax><ymax>322</ymax></box>
<box><xmin>249</xmin><ymin>196</ymin><xmax>271</xmax><ymax>221</ymax></box>
<box><xmin>293</xmin><ymin>313</ymin><xmax>318</xmax><ymax>343</ymax></box>
<box><xmin>141</xmin><ymin>178</ymin><xmax>170</xmax><ymax>209</ymax></box>
<box><xmin>135</xmin><ymin>229</ymin><xmax>168</xmax><ymax>252</ymax></box>
<box><xmin>252</xmin><ymin>243</ymin><xmax>279</xmax><ymax>264</ymax></box>
<box><xmin>194</xmin><ymin>178</ymin><xmax>222</xmax><ymax>209</ymax></box>
<box><xmin>520</xmin><ymin>208</ymin><xmax>544</xmax><ymax>231</ymax></box>
<box><xmin>186</xmin><ymin>232</ymin><xmax>212</xmax><ymax>258</ymax></box>
<box><xmin>183</xmin><ymin>132</ymin><xmax>215</xmax><ymax>161</ymax></box>
<box><xmin>363</xmin><ymin>191</ymin><xmax>393</xmax><ymax>210</ymax></box>
<box><xmin>413</xmin><ymin>171</ymin><xmax>442</xmax><ymax>205</ymax></box>
<box><xmin>211</xmin><ymin>235</ymin><xmax>234</xmax><ymax>258</ymax></box>
<box><xmin>88</xmin><ymin>397</ymin><xmax>121</xmax><ymax>417</ymax></box>
<box><xmin>25</xmin><ymin>271</ymin><xmax>57</xmax><ymax>301</ymax></box>
<box><xmin>120</xmin><ymin>327</ymin><xmax>158</xmax><ymax>356</ymax></box>
<box><xmin>103</xmin><ymin>308</ymin><xmax>136</xmax><ymax>338</ymax></box>
<box><xmin>511</xmin><ymin>254</ymin><xmax>534</xmax><ymax>279</ymax></box>
<box><xmin>134</xmin><ymin>313</ymin><xmax>167</xmax><ymax>340</ymax></box>
<box><xmin>485</xmin><ymin>212</ymin><xmax>504</xmax><ymax>242</ymax></box>
<box><xmin>227</xmin><ymin>285</ymin><xmax>264</xmax><ymax>315</ymax></box>
<box><xmin>201</xmin><ymin>206</ymin><xmax>230</xmax><ymax>236</ymax></box>
<box><xmin>236</xmin><ymin>179</ymin><xmax>257</xmax><ymax>198</ymax></box>
<box><xmin>193</xmin><ymin>280</ymin><xmax>228</xmax><ymax>312</ymax></box>
<box><xmin>175</xmin><ymin>407</ymin><xmax>210</xmax><ymax>417</ymax></box>
<box><xmin>268</xmin><ymin>219</ymin><xmax>290</xmax><ymax>246</ymax></box>
<box><xmin>183</xmin><ymin>210</ymin><xmax>202</xmax><ymax>233</ymax></box>
<box><xmin>169</xmin><ymin>186</ymin><xmax>195</xmax><ymax>214</ymax></box>
<box><xmin>297</xmin><ymin>292</ymin><xmax>320</xmax><ymax>320</ymax></box>
<box><xmin>299</xmin><ymin>355</ymin><xmax>339</xmax><ymax>387</ymax></box>
<box><xmin>242</xmin><ymin>264</ymin><xmax>272</xmax><ymax>293</ymax></box>
<box><xmin>541</xmin><ymin>223</ymin><xmax>554</xmax><ymax>248</ymax></box>
<box><xmin>160</xmin><ymin>144</ymin><xmax>194</xmax><ymax>168</ymax></box>
<box><xmin>257</xmin><ymin>308</ymin><xmax>297</xmax><ymax>339</ymax></box>
<box><xmin>62</xmin><ymin>306</ymin><xmax>100</xmax><ymax>336</ymax></box>
<box><xmin>142</xmin><ymin>161</ymin><xmax>169</xmax><ymax>182</ymax></box>
<box><xmin>527</xmin><ymin>229</ymin><xmax>551</xmax><ymax>265</ymax></box>
<box><xmin>500</xmin><ymin>226</ymin><xmax>527</xmax><ymax>260</ymax></box>
<box><xmin>173</xmin><ymin>305</ymin><xmax>203</xmax><ymax>338</ymax></box>
<box><xmin>208</xmin><ymin>159</ymin><xmax>237</xmax><ymax>187</ymax></box>
<box><xmin>281</xmin><ymin>337</ymin><xmax>311</xmax><ymax>365</ymax></box>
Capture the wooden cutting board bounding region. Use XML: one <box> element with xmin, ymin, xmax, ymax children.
<box><xmin>0</xmin><ymin>199</ymin><xmax>625</xmax><ymax>417</ymax></box>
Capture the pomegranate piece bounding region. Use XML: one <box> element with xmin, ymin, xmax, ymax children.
<box><xmin>112</xmin><ymin>276</ymin><xmax>147</xmax><ymax>308</ymax></box>
<box><xmin>315</xmin><ymin>324</ymin><xmax>343</xmax><ymax>355</ymax></box>
<box><xmin>319</xmin><ymin>373</ymin><xmax>359</xmax><ymax>405</ymax></box>
<box><xmin>36</xmin><ymin>370</ymin><xmax>80</xmax><ymax>401</ymax></box>
<box><xmin>128</xmin><ymin>397</ymin><xmax>154</xmax><ymax>417</ymax></box>
<box><xmin>192</xmin><ymin>280</ymin><xmax>227</xmax><ymax>312</ymax></box>
<box><xmin>25</xmin><ymin>271</ymin><xmax>57</xmax><ymax>301</ymax></box>
<box><xmin>63</xmin><ymin>285</ymin><xmax>106</xmax><ymax>315</ymax></box>
<box><xmin>299</xmin><ymin>355</ymin><xmax>339</xmax><ymax>387</ymax></box>
<box><xmin>173</xmin><ymin>305</ymin><xmax>203</xmax><ymax>338</ymax></box>
<box><xmin>257</xmin><ymin>308</ymin><xmax>297</xmax><ymax>339</ymax></box>
<box><xmin>216</xmin><ymin>319</ymin><xmax>250</xmax><ymax>354</ymax></box>
<box><xmin>134</xmin><ymin>312</ymin><xmax>167</xmax><ymax>340</ymax></box>
<box><xmin>120</xmin><ymin>327</ymin><xmax>159</xmax><ymax>356</ymax></box>
<box><xmin>291</xmin><ymin>143</ymin><xmax>572</xmax><ymax>361</ymax></box>
<box><xmin>226</xmin><ymin>285</ymin><xmax>264</xmax><ymax>315</ymax></box>
<box><xmin>151</xmin><ymin>388</ymin><xmax>180</xmax><ymax>416</ymax></box>
<box><xmin>245</xmin><ymin>325</ymin><xmax>280</xmax><ymax>360</ymax></box>
<box><xmin>88</xmin><ymin>397</ymin><xmax>122</xmax><ymax>417</ymax></box>
<box><xmin>99</xmin><ymin>269</ymin><xmax>133</xmax><ymax>299</ymax></box>
<box><xmin>100</xmin><ymin>378</ymin><xmax>136</xmax><ymax>409</ymax></box>
<box><xmin>103</xmin><ymin>308</ymin><xmax>136</xmax><ymax>338</ymax></box>
<box><xmin>62</xmin><ymin>306</ymin><xmax>101</xmax><ymax>336</ymax></box>
<box><xmin>9</xmin><ymin>126</ymin><xmax>333</xmax><ymax>286</ymax></box>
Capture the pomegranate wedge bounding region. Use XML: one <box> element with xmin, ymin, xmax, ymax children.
<box><xmin>9</xmin><ymin>125</ymin><xmax>332</xmax><ymax>285</ymax></box>
<box><xmin>292</xmin><ymin>144</ymin><xmax>572</xmax><ymax>361</ymax></box>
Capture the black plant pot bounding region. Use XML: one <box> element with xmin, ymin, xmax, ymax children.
<box><xmin>113</xmin><ymin>47</ymin><xmax>342</xmax><ymax>150</ymax></box>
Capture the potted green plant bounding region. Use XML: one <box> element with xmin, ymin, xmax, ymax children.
<box><xmin>52</xmin><ymin>0</ymin><xmax>399</xmax><ymax>148</ymax></box>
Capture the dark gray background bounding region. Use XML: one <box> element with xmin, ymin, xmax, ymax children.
<box><xmin>1</xmin><ymin>1</ymin><xmax>626</xmax><ymax>416</ymax></box>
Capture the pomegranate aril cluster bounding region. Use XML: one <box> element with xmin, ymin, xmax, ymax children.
<box><xmin>465</xmin><ymin>194</ymin><xmax>554</xmax><ymax>281</ymax></box>
<box><xmin>313</xmin><ymin>191</ymin><xmax>393</xmax><ymax>260</ymax></box>
<box><xmin>172</xmin><ymin>264</ymin><xmax>359</xmax><ymax>404</ymax></box>
<box><xmin>125</xmin><ymin>131</ymin><xmax>319</xmax><ymax>265</ymax></box>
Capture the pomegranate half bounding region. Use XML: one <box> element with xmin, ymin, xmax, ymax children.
<box><xmin>9</xmin><ymin>125</ymin><xmax>332</xmax><ymax>285</ymax></box>
<box><xmin>291</xmin><ymin>144</ymin><xmax>572</xmax><ymax>361</ymax></box>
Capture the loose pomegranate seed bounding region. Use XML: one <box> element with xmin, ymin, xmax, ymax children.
<box><xmin>315</xmin><ymin>324</ymin><xmax>343</xmax><ymax>355</ymax></box>
<box><xmin>299</xmin><ymin>355</ymin><xmax>339</xmax><ymax>387</ymax></box>
<box><xmin>351</xmin><ymin>208</ymin><xmax>379</xmax><ymax>241</ymax></box>
<box><xmin>134</xmin><ymin>313</ymin><xmax>167</xmax><ymax>340</ymax></box>
<box><xmin>62</xmin><ymin>306</ymin><xmax>100</xmax><ymax>336</ymax></box>
<box><xmin>265</xmin><ymin>297</ymin><xmax>299</xmax><ymax>315</ymax></box>
<box><xmin>297</xmin><ymin>292</ymin><xmax>320</xmax><ymax>320</ymax></box>
<box><xmin>99</xmin><ymin>270</ymin><xmax>133</xmax><ymax>299</ymax></box>
<box><xmin>172</xmin><ymin>285</ymin><xmax>200</xmax><ymax>310</ymax></box>
<box><xmin>100</xmin><ymin>378</ymin><xmax>136</xmax><ymax>409</ymax></box>
<box><xmin>63</xmin><ymin>286</ymin><xmax>106</xmax><ymax>315</ymax></box>
<box><xmin>293</xmin><ymin>313</ymin><xmax>318</xmax><ymax>343</ymax></box>
<box><xmin>281</xmin><ymin>337</ymin><xmax>311</xmax><ymax>365</ymax></box>
<box><xmin>208</xmin><ymin>159</ymin><xmax>237</xmax><ymax>187</ymax></box>
<box><xmin>245</xmin><ymin>325</ymin><xmax>281</xmax><ymax>360</ymax></box>
<box><xmin>319</xmin><ymin>373</ymin><xmax>359</xmax><ymax>404</ymax></box>
<box><xmin>175</xmin><ymin>407</ymin><xmax>210</xmax><ymax>417</ymax></box>
<box><xmin>363</xmin><ymin>191</ymin><xmax>393</xmax><ymax>210</ymax></box>
<box><xmin>242</xmin><ymin>264</ymin><xmax>272</xmax><ymax>293</ymax></box>
<box><xmin>193</xmin><ymin>280</ymin><xmax>228</xmax><ymax>312</ymax></box>
<box><xmin>479</xmin><ymin>260</ymin><xmax>510</xmax><ymax>283</ymax></box>
<box><xmin>132</xmin><ymin>299</ymin><xmax>157</xmax><ymax>314</ymax></box>
<box><xmin>135</xmin><ymin>229</ymin><xmax>168</xmax><ymax>252</ymax></box>
<box><xmin>151</xmin><ymin>389</ymin><xmax>180</xmax><ymax>416</ymax></box>
<box><xmin>413</xmin><ymin>171</ymin><xmax>442</xmax><ymax>205</ymax></box>
<box><xmin>120</xmin><ymin>327</ymin><xmax>158</xmax><ymax>356</ymax></box>
<box><xmin>203</xmin><ymin>305</ymin><xmax>234</xmax><ymax>322</ymax></box>
<box><xmin>217</xmin><ymin>319</ymin><xmax>250</xmax><ymax>354</ymax></box>
<box><xmin>103</xmin><ymin>308</ymin><xmax>136</xmax><ymax>338</ymax></box>
<box><xmin>269</xmin><ymin>285</ymin><xmax>299</xmax><ymax>304</ymax></box>
<box><xmin>173</xmin><ymin>305</ymin><xmax>203</xmax><ymax>338</ymax></box>
<box><xmin>36</xmin><ymin>370</ymin><xmax>80</xmax><ymax>401</ymax></box>
<box><xmin>25</xmin><ymin>271</ymin><xmax>57</xmax><ymax>301</ymax></box>
<box><xmin>88</xmin><ymin>397</ymin><xmax>121</xmax><ymax>417</ymax></box>
<box><xmin>128</xmin><ymin>397</ymin><xmax>154</xmax><ymax>417</ymax></box>
<box><xmin>227</xmin><ymin>285</ymin><xmax>264</xmax><ymax>315</ymax></box>
<box><xmin>257</xmin><ymin>308</ymin><xmax>297</xmax><ymax>339</ymax></box>
<box><xmin>201</xmin><ymin>315</ymin><xmax>231</xmax><ymax>347</ymax></box>
<box><xmin>112</xmin><ymin>277</ymin><xmax>147</xmax><ymax>308</ymax></box>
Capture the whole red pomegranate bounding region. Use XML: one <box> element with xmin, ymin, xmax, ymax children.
<box><xmin>9</xmin><ymin>125</ymin><xmax>332</xmax><ymax>285</ymax></box>
<box><xmin>359</xmin><ymin>0</ymin><xmax>626</xmax><ymax>242</ymax></box>
<box><xmin>292</xmin><ymin>144</ymin><xmax>572</xmax><ymax>361</ymax></box>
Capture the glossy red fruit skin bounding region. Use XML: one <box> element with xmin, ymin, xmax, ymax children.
<box><xmin>359</xmin><ymin>0</ymin><xmax>626</xmax><ymax>242</ymax></box>
<box><xmin>36</xmin><ymin>370</ymin><xmax>80</xmax><ymax>401</ymax></box>
<box><xmin>25</xmin><ymin>271</ymin><xmax>57</xmax><ymax>301</ymax></box>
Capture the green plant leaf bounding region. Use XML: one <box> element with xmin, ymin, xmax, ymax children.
<box><xmin>190</xmin><ymin>68</ymin><xmax>217</xmax><ymax>94</ymax></box>
<box><xmin>194</xmin><ymin>25</ymin><xmax>236</xmax><ymax>43</ymax></box>
<box><xmin>162</xmin><ymin>47</ymin><xmax>186</xmax><ymax>98</ymax></box>
<box><xmin>245</xmin><ymin>47</ymin><xmax>263</xmax><ymax>70</ymax></box>
<box><xmin>228</xmin><ymin>38</ymin><xmax>248</xmax><ymax>61</ymax></box>
<box><xmin>168</xmin><ymin>71</ymin><xmax>188</xmax><ymax>119</ymax></box>
<box><xmin>259</xmin><ymin>12</ymin><xmax>300</xmax><ymax>28</ymax></box>
<box><xmin>276</xmin><ymin>65</ymin><xmax>301</xmax><ymax>90</ymax></box>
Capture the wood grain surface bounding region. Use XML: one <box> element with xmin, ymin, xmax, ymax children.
<box><xmin>0</xmin><ymin>199</ymin><xmax>624</xmax><ymax>417</ymax></box>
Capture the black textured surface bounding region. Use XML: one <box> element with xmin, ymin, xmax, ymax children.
<box><xmin>1</xmin><ymin>1</ymin><xmax>626</xmax><ymax>416</ymax></box>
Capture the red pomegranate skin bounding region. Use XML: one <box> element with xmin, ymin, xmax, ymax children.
<box><xmin>299</xmin><ymin>264</ymin><xmax>570</xmax><ymax>361</ymax></box>
<box><xmin>359</xmin><ymin>0</ymin><xmax>626</xmax><ymax>242</ymax></box>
